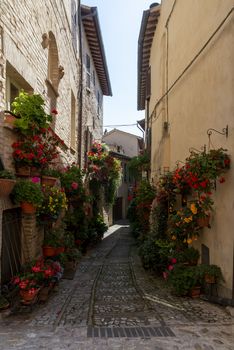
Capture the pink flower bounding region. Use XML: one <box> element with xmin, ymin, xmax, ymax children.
<box><xmin>163</xmin><ymin>271</ymin><xmax>168</xmax><ymax>280</ymax></box>
<box><xmin>71</xmin><ymin>182</ymin><xmax>78</xmax><ymax>190</ymax></box>
<box><xmin>168</xmin><ymin>265</ymin><xmax>174</xmax><ymax>271</ymax></box>
<box><xmin>13</xmin><ymin>276</ymin><xmax>20</xmax><ymax>284</ymax></box>
<box><xmin>171</xmin><ymin>258</ymin><xmax>177</xmax><ymax>264</ymax></box>
<box><xmin>31</xmin><ymin>177</ymin><xmax>40</xmax><ymax>183</ymax></box>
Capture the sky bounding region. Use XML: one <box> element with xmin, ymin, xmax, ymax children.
<box><xmin>81</xmin><ymin>0</ymin><xmax>161</xmax><ymax>137</ymax></box>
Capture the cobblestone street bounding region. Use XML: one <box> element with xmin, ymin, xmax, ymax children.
<box><xmin>0</xmin><ymin>223</ymin><xmax>233</xmax><ymax>349</ymax></box>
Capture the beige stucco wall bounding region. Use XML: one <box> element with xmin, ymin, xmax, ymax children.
<box><xmin>103</xmin><ymin>130</ymin><xmax>141</xmax><ymax>158</ymax></box>
<box><xmin>148</xmin><ymin>0</ymin><xmax>234</xmax><ymax>298</ymax></box>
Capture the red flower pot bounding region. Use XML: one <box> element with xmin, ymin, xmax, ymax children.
<box><xmin>42</xmin><ymin>246</ymin><xmax>57</xmax><ymax>257</ymax></box>
<box><xmin>56</xmin><ymin>247</ymin><xmax>65</xmax><ymax>255</ymax></box>
<box><xmin>20</xmin><ymin>288</ymin><xmax>40</xmax><ymax>302</ymax></box>
<box><xmin>21</xmin><ymin>202</ymin><xmax>36</xmax><ymax>214</ymax></box>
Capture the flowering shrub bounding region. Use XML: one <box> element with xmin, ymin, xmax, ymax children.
<box><xmin>60</xmin><ymin>164</ymin><xmax>85</xmax><ymax>200</ymax></box>
<box><xmin>12</xmin><ymin>128</ymin><xmax>61</xmax><ymax>168</ymax></box>
<box><xmin>12</xmin><ymin>258</ymin><xmax>63</xmax><ymax>291</ymax></box>
<box><xmin>38</xmin><ymin>186</ymin><xmax>67</xmax><ymax>218</ymax></box>
<box><xmin>88</xmin><ymin>142</ymin><xmax>121</xmax><ymax>204</ymax></box>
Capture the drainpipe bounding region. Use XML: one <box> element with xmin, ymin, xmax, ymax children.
<box><xmin>78</xmin><ymin>0</ymin><xmax>83</xmax><ymax>167</ymax></box>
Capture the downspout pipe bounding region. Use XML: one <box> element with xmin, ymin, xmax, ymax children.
<box><xmin>78</xmin><ymin>0</ymin><xmax>83</xmax><ymax>167</ymax></box>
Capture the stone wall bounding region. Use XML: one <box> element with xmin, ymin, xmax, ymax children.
<box><xmin>0</xmin><ymin>0</ymin><xmax>81</xmax><ymax>283</ymax></box>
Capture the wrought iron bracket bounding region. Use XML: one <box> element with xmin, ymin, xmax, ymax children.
<box><xmin>207</xmin><ymin>125</ymin><xmax>228</xmax><ymax>138</ymax></box>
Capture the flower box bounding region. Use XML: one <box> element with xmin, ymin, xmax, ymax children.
<box><xmin>41</xmin><ymin>175</ymin><xmax>57</xmax><ymax>187</ymax></box>
<box><xmin>21</xmin><ymin>202</ymin><xmax>37</xmax><ymax>214</ymax></box>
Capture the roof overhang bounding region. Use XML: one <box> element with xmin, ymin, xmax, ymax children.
<box><xmin>81</xmin><ymin>5</ymin><xmax>112</xmax><ymax>96</ymax></box>
<box><xmin>137</xmin><ymin>4</ymin><xmax>160</xmax><ymax>110</ymax></box>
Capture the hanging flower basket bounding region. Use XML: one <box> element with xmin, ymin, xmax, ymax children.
<box><xmin>0</xmin><ymin>178</ymin><xmax>16</xmax><ymax>197</ymax></box>
<box><xmin>21</xmin><ymin>202</ymin><xmax>37</xmax><ymax>214</ymax></box>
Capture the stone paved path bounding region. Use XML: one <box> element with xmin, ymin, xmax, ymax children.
<box><xmin>0</xmin><ymin>223</ymin><xmax>233</xmax><ymax>349</ymax></box>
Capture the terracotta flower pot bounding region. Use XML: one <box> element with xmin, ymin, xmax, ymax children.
<box><xmin>4</xmin><ymin>114</ymin><xmax>16</xmax><ymax>128</ymax></box>
<box><xmin>197</xmin><ymin>215</ymin><xmax>210</xmax><ymax>228</ymax></box>
<box><xmin>20</xmin><ymin>288</ymin><xmax>40</xmax><ymax>302</ymax></box>
<box><xmin>15</xmin><ymin>164</ymin><xmax>31</xmax><ymax>177</ymax></box>
<box><xmin>189</xmin><ymin>286</ymin><xmax>201</xmax><ymax>298</ymax></box>
<box><xmin>0</xmin><ymin>178</ymin><xmax>16</xmax><ymax>197</ymax></box>
<box><xmin>42</xmin><ymin>246</ymin><xmax>57</xmax><ymax>257</ymax></box>
<box><xmin>41</xmin><ymin>176</ymin><xmax>57</xmax><ymax>187</ymax></box>
<box><xmin>56</xmin><ymin>247</ymin><xmax>65</xmax><ymax>254</ymax></box>
<box><xmin>204</xmin><ymin>274</ymin><xmax>215</xmax><ymax>284</ymax></box>
<box><xmin>21</xmin><ymin>202</ymin><xmax>37</xmax><ymax>214</ymax></box>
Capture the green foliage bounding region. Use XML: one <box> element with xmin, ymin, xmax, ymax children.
<box><xmin>0</xmin><ymin>170</ymin><xmax>16</xmax><ymax>179</ymax></box>
<box><xmin>12</xmin><ymin>91</ymin><xmax>52</xmax><ymax>134</ymax></box>
<box><xmin>60</xmin><ymin>165</ymin><xmax>85</xmax><ymax>200</ymax></box>
<box><xmin>198</xmin><ymin>264</ymin><xmax>224</xmax><ymax>283</ymax></box>
<box><xmin>168</xmin><ymin>265</ymin><xmax>201</xmax><ymax>296</ymax></box>
<box><xmin>87</xmin><ymin>214</ymin><xmax>108</xmax><ymax>242</ymax></box>
<box><xmin>12</xmin><ymin>180</ymin><xmax>43</xmax><ymax>205</ymax></box>
<box><xmin>41</xmin><ymin>168</ymin><xmax>61</xmax><ymax>177</ymax></box>
<box><xmin>175</xmin><ymin>247</ymin><xmax>200</xmax><ymax>265</ymax></box>
<box><xmin>139</xmin><ymin>238</ymin><xmax>174</xmax><ymax>272</ymax></box>
<box><xmin>127</xmin><ymin>152</ymin><xmax>150</xmax><ymax>180</ymax></box>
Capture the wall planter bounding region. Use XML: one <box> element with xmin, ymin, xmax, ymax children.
<box><xmin>197</xmin><ymin>215</ymin><xmax>210</xmax><ymax>228</ymax></box>
<box><xmin>4</xmin><ymin>113</ymin><xmax>16</xmax><ymax>129</ymax></box>
<box><xmin>41</xmin><ymin>176</ymin><xmax>57</xmax><ymax>187</ymax></box>
<box><xmin>21</xmin><ymin>202</ymin><xmax>37</xmax><ymax>214</ymax></box>
<box><xmin>15</xmin><ymin>164</ymin><xmax>31</xmax><ymax>177</ymax></box>
<box><xmin>0</xmin><ymin>178</ymin><xmax>16</xmax><ymax>197</ymax></box>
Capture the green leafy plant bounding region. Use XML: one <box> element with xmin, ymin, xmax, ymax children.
<box><xmin>0</xmin><ymin>170</ymin><xmax>16</xmax><ymax>179</ymax></box>
<box><xmin>38</xmin><ymin>186</ymin><xmax>67</xmax><ymax>218</ymax></box>
<box><xmin>127</xmin><ymin>152</ymin><xmax>150</xmax><ymax>181</ymax></box>
<box><xmin>175</xmin><ymin>246</ymin><xmax>200</xmax><ymax>265</ymax></box>
<box><xmin>12</xmin><ymin>91</ymin><xmax>52</xmax><ymax>134</ymax></box>
<box><xmin>198</xmin><ymin>264</ymin><xmax>224</xmax><ymax>283</ymax></box>
<box><xmin>168</xmin><ymin>265</ymin><xmax>202</xmax><ymax>296</ymax></box>
<box><xmin>12</xmin><ymin>180</ymin><xmax>43</xmax><ymax>205</ymax></box>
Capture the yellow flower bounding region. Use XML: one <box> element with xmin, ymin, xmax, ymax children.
<box><xmin>190</xmin><ymin>203</ymin><xmax>197</xmax><ymax>215</ymax></box>
<box><xmin>184</xmin><ymin>216</ymin><xmax>193</xmax><ymax>223</ymax></box>
<box><xmin>171</xmin><ymin>235</ymin><xmax>177</xmax><ymax>240</ymax></box>
<box><xmin>187</xmin><ymin>238</ymin><xmax>193</xmax><ymax>244</ymax></box>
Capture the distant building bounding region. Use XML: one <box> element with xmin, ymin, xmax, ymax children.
<box><xmin>103</xmin><ymin>129</ymin><xmax>143</xmax><ymax>221</ymax></box>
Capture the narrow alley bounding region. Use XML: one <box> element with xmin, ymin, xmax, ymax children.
<box><xmin>0</xmin><ymin>223</ymin><xmax>233</xmax><ymax>350</ymax></box>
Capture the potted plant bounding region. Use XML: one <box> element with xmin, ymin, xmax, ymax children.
<box><xmin>38</xmin><ymin>186</ymin><xmax>67</xmax><ymax>221</ymax></box>
<box><xmin>176</xmin><ymin>246</ymin><xmax>200</xmax><ymax>266</ymax></box>
<box><xmin>41</xmin><ymin>168</ymin><xmax>61</xmax><ymax>187</ymax></box>
<box><xmin>199</xmin><ymin>264</ymin><xmax>224</xmax><ymax>284</ymax></box>
<box><xmin>168</xmin><ymin>265</ymin><xmax>202</xmax><ymax>297</ymax></box>
<box><xmin>0</xmin><ymin>170</ymin><xmax>16</xmax><ymax>197</ymax></box>
<box><xmin>11</xmin><ymin>91</ymin><xmax>53</xmax><ymax>135</ymax></box>
<box><xmin>12</xmin><ymin>179</ymin><xmax>43</xmax><ymax>213</ymax></box>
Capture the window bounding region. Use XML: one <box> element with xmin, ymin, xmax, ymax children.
<box><xmin>6</xmin><ymin>61</ymin><xmax>32</xmax><ymax>110</ymax></box>
<box><xmin>86</xmin><ymin>54</ymin><xmax>91</xmax><ymax>90</ymax></box>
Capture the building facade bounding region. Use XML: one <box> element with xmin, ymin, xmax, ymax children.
<box><xmin>103</xmin><ymin>129</ymin><xmax>143</xmax><ymax>221</ymax></box>
<box><xmin>80</xmin><ymin>5</ymin><xmax>112</xmax><ymax>167</ymax></box>
<box><xmin>138</xmin><ymin>0</ymin><xmax>234</xmax><ymax>300</ymax></box>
